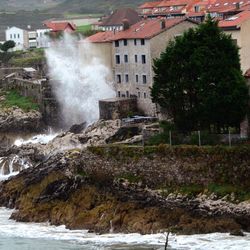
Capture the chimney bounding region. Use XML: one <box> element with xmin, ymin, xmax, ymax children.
<box><xmin>160</xmin><ymin>19</ymin><xmax>166</xmax><ymax>29</ymax></box>
<box><xmin>122</xmin><ymin>18</ymin><xmax>130</xmax><ymax>30</ymax></box>
<box><xmin>236</xmin><ymin>2</ymin><xmax>240</xmax><ymax>9</ymax></box>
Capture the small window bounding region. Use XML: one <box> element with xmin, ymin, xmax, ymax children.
<box><xmin>142</xmin><ymin>75</ymin><xmax>147</xmax><ymax>84</ymax></box>
<box><xmin>136</xmin><ymin>74</ymin><xmax>139</xmax><ymax>83</ymax></box>
<box><xmin>124</xmin><ymin>54</ymin><xmax>128</xmax><ymax>63</ymax></box>
<box><xmin>141</xmin><ymin>39</ymin><xmax>145</xmax><ymax>45</ymax></box>
<box><xmin>115</xmin><ymin>40</ymin><xmax>119</xmax><ymax>47</ymax></box>
<box><xmin>135</xmin><ymin>55</ymin><xmax>138</xmax><ymax>63</ymax></box>
<box><xmin>14</xmin><ymin>34</ymin><xmax>16</xmax><ymax>39</ymax></box>
<box><xmin>142</xmin><ymin>55</ymin><xmax>146</xmax><ymax>64</ymax></box>
<box><xmin>125</xmin><ymin>74</ymin><xmax>129</xmax><ymax>83</ymax></box>
<box><xmin>123</xmin><ymin>39</ymin><xmax>127</xmax><ymax>46</ymax></box>
<box><xmin>118</xmin><ymin>91</ymin><xmax>121</xmax><ymax>97</ymax></box>
<box><xmin>18</xmin><ymin>34</ymin><xmax>20</xmax><ymax>39</ymax></box>
<box><xmin>144</xmin><ymin>92</ymin><xmax>147</xmax><ymax>98</ymax></box>
<box><xmin>126</xmin><ymin>91</ymin><xmax>129</xmax><ymax>97</ymax></box>
<box><xmin>138</xmin><ymin>92</ymin><xmax>141</xmax><ymax>98</ymax></box>
<box><xmin>117</xmin><ymin>74</ymin><xmax>121</xmax><ymax>83</ymax></box>
<box><xmin>10</xmin><ymin>34</ymin><xmax>12</xmax><ymax>39</ymax></box>
<box><xmin>134</xmin><ymin>39</ymin><xmax>137</xmax><ymax>45</ymax></box>
<box><xmin>115</xmin><ymin>55</ymin><xmax>120</xmax><ymax>64</ymax></box>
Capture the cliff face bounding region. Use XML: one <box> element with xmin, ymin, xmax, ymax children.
<box><xmin>0</xmin><ymin>145</ymin><xmax>250</xmax><ymax>235</ymax></box>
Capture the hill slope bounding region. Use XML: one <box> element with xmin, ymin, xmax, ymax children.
<box><xmin>0</xmin><ymin>0</ymin><xmax>144</xmax><ymax>13</ymax></box>
<box><xmin>51</xmin><ymin>0</ymin><xmax>144</xmax><ymax>14</ymax></box>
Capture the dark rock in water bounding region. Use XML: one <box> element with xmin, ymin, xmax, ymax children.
<box><xmin>230</xmin><ymin>229</ymin><xmax>245</xmax><ymax>236</ymax></box>
<box><xmin>69</xmin><ymin>122</ymin><xmax>86</xmax><ymax>134</ymax></box>
<box><xmin>106</xmin><ymin>126</ymin><xmax>141</xmax><ymax>143</ymax></box>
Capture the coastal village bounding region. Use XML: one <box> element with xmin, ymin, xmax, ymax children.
<box><xmin>1</xmin><ymin>0</ymin><xmax>250</xmax><ymax>138</ymax></box>
<box><xmin>0</xmin><ymin>0</ymin><xmax>249</xmax><ymax>248</ymax></box>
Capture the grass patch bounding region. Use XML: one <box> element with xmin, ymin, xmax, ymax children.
<box><xmin>76</xmin><ymin>24</ymin><xmax>92</xmax><ymax>33</ymax></box>
<box><xmin>1</xmin><ymin>90</ymin><xmax>39</xmax><ymax>112</ymax></box>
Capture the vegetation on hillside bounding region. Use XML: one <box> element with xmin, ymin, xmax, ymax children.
<box><xmin>0</xmin><ymin>90</ymin><xmax>39</xmax><ymax>111</ymax></box>
<box><xmin>151</xmin><ymin>17</ymin><xmax>249</xmax><ymax>133</ymax></box>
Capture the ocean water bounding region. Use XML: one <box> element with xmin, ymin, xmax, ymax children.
<box><xmin>0</xmin><ymin>208</ymin><xmax>249</xmax><ymax>250</ymax></box>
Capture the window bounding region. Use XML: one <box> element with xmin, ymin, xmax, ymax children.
<box><xmin>125</xmin><ymin>74</ymin><xmax>129</xmax><ymax>83</ymax></box>
<box><xmin>142</xmin><ymin>75</ymin><xmax>147</xmax><ymax>84</ymax></box>
<box><xmin>135</xmin><ymin>55</ymin><xmax>138</xmax><ymax>63</ymax></box>
<box><xmin>10</xmin><ymin>34</ymin><xmax>12</xmax><ymax>39</ymax></box>
<box><xmin>144</xmin><ymin>93</ymin><xmax>147</xmax><ymax>99</ymax></box>
<box><xmin>115</xmin><ymin>40</ymin><xmax>119</xmax><ymax>47</ymax></box>
<box><xmin>232</xmin><ymin>39</ymin><xmax>237</xmax><ymax>46</ymax></box>
<box><xmin>117</xmin><ymin>74</ymin><xmax>121</xmax><ymax>83</ymax></box>
<box><xmin>142</xmin><ymin>55</ymin><xmax>146</xmax><ymax>64</ymax></box>
<box><xmin>194</xmin><ymin>5</ymin><xmax>200</xmax><ymax>12</ymax></box>
<box><xmin>124</xmin><ymin>54</ymin><xmax>128</xmax><ymax>63</ymax></box>
<box><xmin>115</xmin><ymin>55</ymin><xmax>120</xmax><ymax>64</ymax></box>
<box><xmin>138</xmin><ymin>92</ymin><xmax>141</xmax><ymax>98</ymax></box>
<box><xmin>118</xmin><ymin>91</ymin><xmax>121</xmax><ymax>97</ymax></box>
<box><xmin>134</xmin><ymin>39</ymin><xmax>137</xmax><ymax>45</ymax></box>
<box><xmin>14</xmin><ymin>34</ymin><xmax>16</xmax><ymax>39</ymax></box>
<box><xmin>17</xmin><ymin>34</ymin><xmax>20</xmax><ymax>38</ymax></box>
<box><xmin>126</xmin><ymin>91</ymin><xmax>129</xmax><ymax>97</ymax></box>
<box><xmin>141</xmin><ymin>39</ymin><xmax>145</xmax><ymax>45</ymax></box>
<box><xmin>136</xmin><ymin>74</ymin><xmax>139</xmax><ymax>83</ymax></box>
<box><xmin>123</xmin><ymin>39</ymin><xmax>127</xmax><ymax>46</ymax></box>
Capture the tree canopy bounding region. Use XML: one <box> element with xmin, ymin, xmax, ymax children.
<box><xmin>0</xmin><ymin>40</ymin><xmax>15</xmax><ymax>52</ymax></box>
<box><xmin>151</xmin><ymin>17</ymin><xmax>249</xmax><ymax>133</ymax></box>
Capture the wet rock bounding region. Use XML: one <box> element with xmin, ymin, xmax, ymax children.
<box><xmin>68</xmin><ymin>122</ymin><xmax>86</xmax><ymax>134</ymax></box>
<box><xmin>0</xmin><ymin>107</ymin><xmax>43</xmax><ymax>133</ymax></box>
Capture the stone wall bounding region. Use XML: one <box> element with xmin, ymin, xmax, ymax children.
<box><xmin>99</xmin><ymin>98</ymin><xmax>137</xmax><ymax>120</ymax></box>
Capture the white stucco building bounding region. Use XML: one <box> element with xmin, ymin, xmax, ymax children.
<box><xmin>5</xmin><ymin>26</ymin><xmax>29</xmax><ymax>50</ymax></box>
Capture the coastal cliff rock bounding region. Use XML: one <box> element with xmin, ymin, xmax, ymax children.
<box><xmin>0</xmin><ymin>145</ymin><xmax>249</xmax><ymax>235</ymax></box>
<box><xmin>0</xmin><ymin>106</ymin><xmax>43</xmax><ymax>133</ymax></box>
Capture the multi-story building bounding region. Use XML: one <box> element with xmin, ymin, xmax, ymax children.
<box><xmin>88</xmin><ymin>18</ymin><xmax>197</xmax><ymax>116</ymax></box>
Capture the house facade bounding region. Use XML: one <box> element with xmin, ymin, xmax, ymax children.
<box><xmin>88</xmin><ymin>18</ymin><xmax>197</xmax><ymax>116</ymax></box>
<box><xmin>219</xmin><ymin>10</ymin><xmax>250</xmax><ymax>74</ymax></box>
<box><xmin>5</xmin><ymin>26</ymin><xmax>29</xmax><ymax>50</ymax></box>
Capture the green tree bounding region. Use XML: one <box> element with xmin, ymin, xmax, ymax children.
<box><xmin>1</xmin><ymin>40</ymin><xmax>16</xmax><ymax>52</ymax></box>
<box><xmin>151</xmin><ymin>17</ymin><xmax>249</xmax><ymax>133</ymax></box>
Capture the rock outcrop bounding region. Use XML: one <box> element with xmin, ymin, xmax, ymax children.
<box><xmin>0</xmin><ymin>146</ymin><xmax>249</xmax><ymax>235</ymax></box>
<box><xmin>0</xmin><ymin>106</ymin><xmax>43</xmax><ymax>133</ymax></box>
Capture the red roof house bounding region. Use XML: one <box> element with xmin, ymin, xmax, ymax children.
<box><xmin>44</xmin><ymin>21</ymin><xmax>76</xmax><ymax>34</ymax></box>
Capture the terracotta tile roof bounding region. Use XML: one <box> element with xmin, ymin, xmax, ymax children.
<box><xmin>187</xmin><ymin>11</ymin><xmax>206</xmax><ymax>16</ymax></box>
<box><xmin>218</xmin><ymin>10</ymin><xmax>250</xmax><ymax>27</ymax></box>
<box><xmin>87</xmin><ymin>18</ymin><xmax>196</xmax><ymax>43</ymax></box>
<box><xmin>100</xmin><ymin>8</ymin><xmax>141</xmax><ymax>26</ymax></box>
<box><xmin>138</xmin><ymin>1</ymin><xmax>162</xmax><ymax>9</ymax></box>
<box><xmin>208</xmin><ymin>0</ymin><xmax>249</xmax><ymax>13</ymax></box>
<box><xmin>156</xmin><ymin>0</ymin><xmax>191</xmax><ymax>7</ymax></box>
<box><xmin>87</xmin><ymin>31</ymin><xmax>114</xmax><ymax>43</ymax></box>
<box><xmin>44</xmin><ymin>22</ymin><xmax>76</xmax><ymax>32</ymax></box>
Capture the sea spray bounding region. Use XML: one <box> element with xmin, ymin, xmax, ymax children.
<box><xmin>45</xmin><ymin>34</ymin><xmax>115</xmax><ymax>128</ymax></box>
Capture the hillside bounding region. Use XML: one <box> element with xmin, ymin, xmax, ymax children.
<box><xmin>0</xmin><ymin>0</ymin><xmax>62</xmax><ymax>11</ymax></box>
<box><xmin>50</xmin><ymin>0</ymin><xmax>145</xmax><ymax>14</ymax></box>
<box><xmin>0</xmin><ymin>0</ymin><xmax>145</xmax><ymax>13</ymax></box>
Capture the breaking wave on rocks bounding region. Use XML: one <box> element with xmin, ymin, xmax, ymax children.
<box><xmin>0</xmin><ymin>155</ymin><xmax>32</xmax><ymax>181</ymax></box>
<box><xmin>0</xmin><ymin>208</ymin><xmax>249</xmax><ymax>250</ymax></box>
<box><xmin>45</xmin><ymin>34</ymin><xmax>115</xmax><ymax>128</ymax></box>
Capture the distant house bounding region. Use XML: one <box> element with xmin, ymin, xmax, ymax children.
<box><xmin>5</xmin><ymin>26</ymin><xmax>29</xmax><ymax>51</ymax></box>
<box><xmin>43</xmin><ymin>21</ymin><xmax>76</xmax><ymax>36</ymax></box>
<box><xmin>87</xmin><ymin>18</ymin><xmax>198</xmax><ymax>116</ymax></box>
<box><xmin>95</xmin><ymin>8</ymin><xmax>141</xmax><ymax>31</ymax></box>
<box><xmin>5</xmin><ymin>25</ymin><xmax>51</xmax><ymax>50</ymax></box>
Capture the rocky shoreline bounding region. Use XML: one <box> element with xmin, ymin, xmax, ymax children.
<box><xmin>0</xmin><ymin>140</ymin><xmax>249</xmax><ymax>235</ymax></box>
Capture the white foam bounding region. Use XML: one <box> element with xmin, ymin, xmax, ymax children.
<box><xmin>0</xmin><ymin>208</ymin><xmax>249</xmax><ymax>249</ymax></box>
<box><xmin>14</xmin><ymin>133</ymin><xmax>58</xmax><ymax>146</ymax></box>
